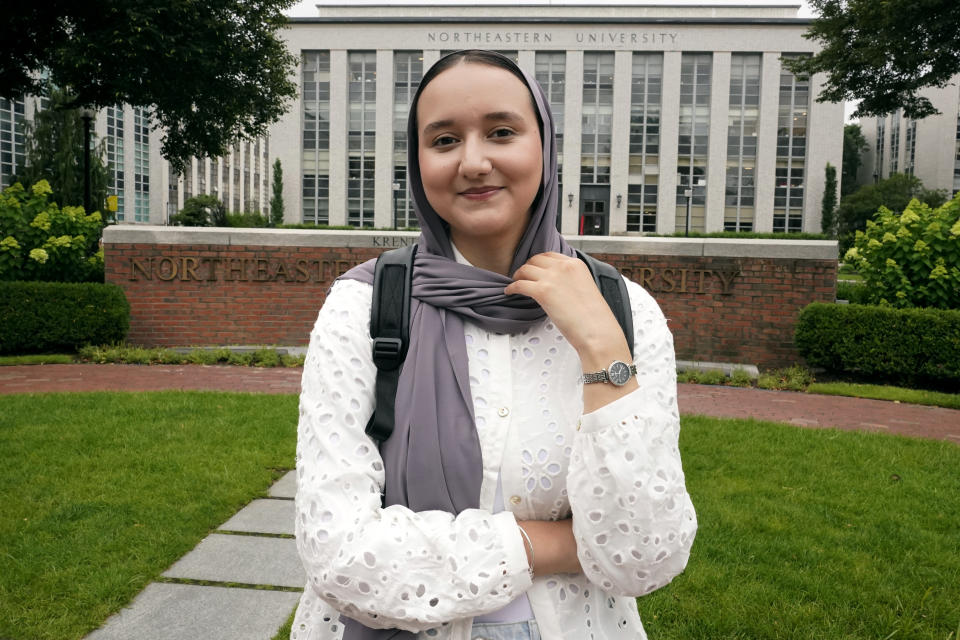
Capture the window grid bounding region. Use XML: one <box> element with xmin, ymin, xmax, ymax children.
<box><xmin>626</xmin><ymin>53</ymin><xmax>662</xmax><ymax>232</ymax></box>
<box><xmin>536</xmin><ymin>52</ymin><xmax>566</xmax><ymax>220</ymax></box>
<box><xmin>106</xmin><ymin>106</ymin><xmax>125</xmax><ymax>220</ymax></box>
<box><xmin>676</xmin><ymin>53</ymin><xmax>712</xmax><ymax>232</ymax></box>
<box><xmin>348</xmin><ymin>51</ymin><xmax>376</xmax><ymax>228</ymax></box>
<box><xmin>773</xmin><ymin>55</ymin><xmax>809</xmax><ymax>233</ymax></box>
<box><xmin>724</xmin><ymin>53</ymin><xmax>761</xmax><ymax>232</ymax></box>
<box><xmin>581</xmin><ymin>52</ymin><xmax>614</xmax><ymax>185</ymax></box>
<box><xmin>954</xmin><ymin>92</ymin><xmax>960</xmax><ymax>196</ymax></box>
<box><xmin>905</xmin><ymin>120</ymin><xmax>917</xmax><ymax>176</ymax></box>
<box><xmin>210</xmin><ymin>158</ymin><xmax>219</xmax><ymax>197</ymax></box>
<box><xmin>133</xmin><ymin>108</ymin><xmax>149</xmax><ymax>222</ymax></box>
<box><xmin>232</xmin><ymin>144</ymin><xmax>241</xmax><ymax>212</ymax></box>
<box><xmin>890</xmin><ymin>109</ymin><xmax>901</xmax><ymax>174</ymax></box>
<box><xmin>1</xmin><ymin>98</ymin><xmax>25</xmax><ymax>189</ymax></box>
<box><xmin>876</xmin><ymin>117</ymin><xmax>886</xmax><ymax>181</ymax></box>
<box><xmin>393</xmin><ymin>51</ymin><xmax>423</xmax><ymax>229</ymax></box>
<box><xmin>302</xmin><ymin>51</ymin><xmax>331</xmax><ymax>224</ymax></box>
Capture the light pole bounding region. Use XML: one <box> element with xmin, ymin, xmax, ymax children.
<box><xmin>392</xmin><ymin>181</ymin><xmax>401</xmax><ymax>228</ymax></box>
<box><xmin>80</xmin><ymin>108</ymin><xmax>96</xmax><ymax>213</ymax></box>
<box><xmin>684</xmin><ymin>187</ymin><xmax>693</xmax><ymax>237</ymax></box>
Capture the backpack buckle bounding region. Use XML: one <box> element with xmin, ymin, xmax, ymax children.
<box><xmin>372</xmin><ymin>337</ymin><xmax>404</xmax><ymax>370</ymax></box>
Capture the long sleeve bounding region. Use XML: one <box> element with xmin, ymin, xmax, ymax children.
<box><xmin>294</xmin><ymin>279</ymin><xmax>533</xmax><ymax>633</ymax></box>
<box><xmin>566</xmin><ymin>279</ymin><xmax>697</xmax><ymax>597</ymax></box>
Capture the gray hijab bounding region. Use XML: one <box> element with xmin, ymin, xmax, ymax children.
<box><xmin>339</xmin><ymin>50</ymin><xmax>573</xmax><ymax>639</ymax></box>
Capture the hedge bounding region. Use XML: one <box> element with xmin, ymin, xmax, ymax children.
<box><xmin>795</xmin><ymin>302</ymin><xmax>960</xmax><ymax>387</ymax></box>
<box><xmin>0</xmin><ymin>281</ymin><xmax>129</xmax><ymax>354</ymax></box>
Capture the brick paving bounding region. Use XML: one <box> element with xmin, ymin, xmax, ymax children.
<box><xmin>2</xmin><ymin>363</ymin><xmax>958</xmax><ymax>443</ymax></box>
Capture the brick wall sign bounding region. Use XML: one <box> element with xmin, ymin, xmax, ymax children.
<box><xmin>103</xmin><ymin>226</ymin><xmax>837</xmax><ymax>368</ymax></box>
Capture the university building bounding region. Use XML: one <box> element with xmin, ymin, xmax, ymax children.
<box><xmin>859</xmin><ymin>75</ymin><xmax>960</xmax><ymax>197</ymax></box>
<box><xmin>2</xmin><ymin>2</ymin><xmax>845</xmax><ymax>235</ymax></box>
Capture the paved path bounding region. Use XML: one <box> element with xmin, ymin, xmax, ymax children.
<box><xmin>3</xmin><ymin>363</ymin><xmax>958</xmax><ymax>442</ymax></box>
<box><xmin>1</xmin><ymin>363</ymin><xmax>956</xmax><ymax>640</ymax></box>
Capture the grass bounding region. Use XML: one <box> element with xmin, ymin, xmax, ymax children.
<box><xmin>0</xmin><ymin>391</ymin><xmax>298</xmax><ymax>640</ymax></box>
<box><xmin>0</xmin><ymin>354</ymin><xmax>75</xmax><ymax>366</ymax></box>
<box><xmin>808</xmin><ymin>382</ymin><xmax>960</xmax><ymax>411</ymax></box>
<box><xmin>3</xmin><ymin>391</ymin><xmax>959</xmax><ymax>639</ymax></box>
<box><xmin>639</xmin><ymin>415</ymin><xmax>960</xmax><ymax>640</ymax></box>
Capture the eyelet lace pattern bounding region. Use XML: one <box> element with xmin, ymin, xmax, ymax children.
<box><xmin>292</xmin><ymin>277</ymin><xmax>696</xmax><ymax>640</ymax></box>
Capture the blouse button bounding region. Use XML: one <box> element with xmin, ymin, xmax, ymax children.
<box><xmin>510</xmin><ymin>495</ymin><xmax>522</xmax><ymax>505</ymax></box>
<box><xmin>497</xmin><ymin>407</ymin><xmax>510</xmax><ymax>418</ymax></box>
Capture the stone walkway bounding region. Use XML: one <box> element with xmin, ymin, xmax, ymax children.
<box><xmin>1</xmin><ymin>363</ymin><xmax>957</xmax><ymax>640</ymax></box>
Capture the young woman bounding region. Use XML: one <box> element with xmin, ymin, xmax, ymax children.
<box><xmin>293</xmin><ymin>50</ymin><xmax>696</xmax><ymax>640</ymax></box>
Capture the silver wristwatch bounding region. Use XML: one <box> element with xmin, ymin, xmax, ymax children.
<box><xmin>582</xmin><ymin>360</ymin><xmax>637</xmax><ymax>386</ymax></box>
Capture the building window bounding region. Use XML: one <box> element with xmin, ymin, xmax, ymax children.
<box><xmin>773</xmin><ymin>55</ymin><xmax>809</xmax><ymax>233</ymax></box>
<box><xmin>393</xmin><ymin>51</ymin><xmax>422</xmax><ymax>229</ymax></box>
<box><xmin>627</xmin><ymin>53</ymin><xmax>661</xmax><ymax>232</ymax></box>
<box><xmin>876</xmin><ymin>117</ymin><xmax>886</xmax><ymax>181</ymax></box>
<box><xmin>133</xmin><ymin>108</ymin><xmax>149</xmax><ymax>223</ymax></box>
<box><xmin>242</xmin><ymin>143</ymin><xmax>251</xmax><ymax>211</ymax></box>
<box><xmin>890</xmin><ymin>109</ymin><xmax>901</xmax><ymax>174</ymax></box>
<box><xmin>105</xmin><ymin>106</ymin><xmax>125</xmax><ymax>221</ymax></box>
<box><xmin>302</xmin><ymin>51</ymin><xmax>331</xmax><ymax>225</ymax></box>
<box><xmin>954</xmin><ymin>94</ymin><xmax>960</xmax><ymax>196</ymax></box>
<box><xmin>536</xmin><ymin>52</ymin><xmax>566</xmax><ymax>219</ymax></box>
<box><xmin>232</xmin><ymin>144</ymin><xmax>241</xmax><ymax>212</ymax></box>
<box><xmin>197</xmin><ymin>158</ymin><xmax>206</xmax><ymax>194</ymax></box>
<box><xmin>1</xmin><ymin>98</ymin><xmax>25</xmax><ymax>189</ymax></box>
<box><xmin>676</xmin><ymin>53</ymin><xmax>712</xmax><ymax>233</ymax></box>
<box><xmin>724</xmin><ymin>53</ymin><xmax>760</xmax><ymax>232</ymax></box>
<box><xmin>210</xmin><ymin>158</ymin><xmax>219</xmax><ymax>197</ymax></box>
<box><xmin>581</xmin><ymin>52</ymin><xmax>614</xmax><ymax>185</ymax></box>
<box><xmin>348</xmin><ymin>51</ymin><xmax>376</xmax><ymax>228</ymax></box>
<box><xmin>905</xmin><ymin>120</ymin><xmax>917</xmax><ymax>176</ymax></box>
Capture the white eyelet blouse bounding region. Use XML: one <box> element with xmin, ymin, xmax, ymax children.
<box><xmin>291</xmin><ymin>275</ymin><xmax>697</xmax><ymax>640</ymax></box>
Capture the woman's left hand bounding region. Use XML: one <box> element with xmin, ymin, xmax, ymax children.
<box><xmin>505</xmin><ymin>252</ymin><xmax>631</xmax><ymax>374</ymax></box>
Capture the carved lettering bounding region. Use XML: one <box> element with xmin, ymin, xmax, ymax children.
<box><xmin>156</xmin><ymin>257</ymin><xmax>178</xmax><ymax>281</ymax></box>
<box><xmin>715</xmin><ymin>270</ymin><xmax>740</xmax><ymax>294</ymax></box>
<box><xmin>181</xmin><ymin>257</ymin><xmax>200</xmax><ymax>281</ymax></box>
<box><xmin>130</xmin><ymin>258</ymin><xmax>151</xmax><ymax>281</ymax></box>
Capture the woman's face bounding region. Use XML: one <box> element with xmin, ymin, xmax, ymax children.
<box><xmin>417</xmin><ymin>62</ymin><xmax>543</xmax><ymax>256</ymax></box>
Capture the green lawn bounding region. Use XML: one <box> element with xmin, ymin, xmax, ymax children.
<box><xmin>0</xmin><ymin>392</ymin><xmax>297</xmax><ymax>640</ymax></box>
<box><xmin>808</xmin><ymin>382</ymin><xmax>960</xmax><ymax>411</ymax></box>
<box><xmin>640</xmin><ymin>415</ymin><xmax>960</xmax><ymax>640</ymax></box>
<box><xmin>2</xmin><ymin>394</ymin><xmax>958</xmax><ymax>640</ymax></box>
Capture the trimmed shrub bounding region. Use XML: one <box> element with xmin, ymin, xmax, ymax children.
<box><xmin>796</xmin><ymin>302</ymin><xmax>960</xmax><ymax>387</ymax></box>
<box><xmin>0</xmin><ymin>281</ymin><xmax>129</xmax><ymax>354</ymax></box>
<box><xmin>836</xmin><ymin>281</ymin><xmax>871</xmax><ymax>304</ymax></box>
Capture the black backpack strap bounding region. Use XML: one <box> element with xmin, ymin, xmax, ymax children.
<box><xmin>365</xmin><ymin>243</ymin><xmax>417</xmax><ymax>443</ymax></box>
<box><xmin>575</xmin><ymin>250</ymin><xmax>635</xmax><ymax>358</ymax></box>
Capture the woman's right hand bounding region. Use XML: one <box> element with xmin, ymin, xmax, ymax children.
<box><xmin>516</xmin><ymin>518</ymin><xmax>583</xmax><ymax>577</ymax></box>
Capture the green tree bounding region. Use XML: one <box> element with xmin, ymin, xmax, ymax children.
<box><xmin>270</xmin><ymin>159</ymin><xmax>284</xmax><ymax>227</ymax></box>
<box><xmin>837</xmin><ymin>173</ymin><xmax>948</xmax><ymax>250</ymax></box>
<box><xmin>785</xmin><ymin>0</ymin><xmax>960</xmax><ymax>119</ymax></box>
<box><xmin>841</xmin><ymin>124</ymin><xmax>868</xmax><ymax>197</ymax></box>
<box><xmin>844</xmin><ymin>194</ymin><xmax>960</xmax><ymax>309</ymax></box>
<box><xmin>12</xmin><ymin>88</ymin><xmax>109</xmax><ymax>214</ymax></box>
<box><xmin>821</xmin><ymin>163</ymin><xmax>838</xmax><ymax>236</ymax></box>
<box><xmin>171</xmin><ymin>195</ymin><xmax>226</xmax><ymax>227</ymax></box>
<box><xmin>1</xmin><ymin>1</ymin><xmax>298</xmax><ymax>173</ymax></box>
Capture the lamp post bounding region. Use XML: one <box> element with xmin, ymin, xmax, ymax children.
<box><xmin>683</xmin><ymin>188</ymin><xmax>693</xmax><ymax>237</ymax></box>
<box><xmin>392</xmin><ymin>181</ymin><xmax>401</xmax><ymax>227</ymax></box>
<box><xmin>80</xmin><ymin>108</ymin><xmax>96</xmax><ymax>213</ymax></box>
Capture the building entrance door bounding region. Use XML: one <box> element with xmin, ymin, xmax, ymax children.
<box><xmin>578</xmin><ymin>186</ymin><xmax>609</xmax><ymax>235</ymax></box>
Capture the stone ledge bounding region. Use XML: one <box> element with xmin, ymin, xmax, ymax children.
<box><xmin>104</xmin><ymin>225</ymin><xmax>838</xmax><ymax>260</ymax></box>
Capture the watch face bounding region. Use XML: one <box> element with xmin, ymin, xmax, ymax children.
<box><xmin>608</xmin><ymin>360</ymin><xmax>631</xmax><ymax>386</ymax></box>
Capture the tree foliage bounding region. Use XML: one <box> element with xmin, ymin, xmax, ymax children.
<box><xmin>170</xmin><ymin>195</ymin><xmax>226</xmax><ymax>227</ymax></box>
<box><xmin>821</xmin><ymin>163</ymin><xmax>838</xmax><ymax>236</ymax></box>
<box><xmin>841</xmin><ymin>124</ymin><xmax>868</xmax><ymax>197</ymax></box>
<box><xmin>837</xmin><ymin>173</ymin><xmax>948</xmax><ymax>251</ymax></box>
<box><xmin>1</xmin><ymin>0</ymin><xmax>298</xmax><ymax>172</ymax></box>
<box><xmin>270</xmin><ymin>159</ymin><xmax>284</xmax><ymax>227</ymax></box>
<box><xmin>785</xmin><ymin>0</ymin><xmax>960</xmax><ymax>119</ymax></box>
<box><xmin>13</xmin><ymin>88</ymin><xmax>109</xmax><ymax>214</ymax></box>
<box><xmin>844</xmin><ymin>195</ymin><xmax>960</xmax><ymax>309</ymax></box>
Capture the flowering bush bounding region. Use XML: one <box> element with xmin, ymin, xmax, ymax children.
<box><xmin>0</xmin><ymin>180</ymin><xmax>104</xmax><ymax>282</ymax></box>
<box><xmin>843</xmin><ymin>194</ymin><xmax>960</xmax><ymax>309</ymax></box>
